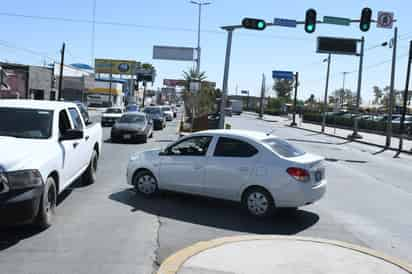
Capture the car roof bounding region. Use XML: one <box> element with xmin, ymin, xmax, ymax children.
<box><xmin>191</xmin><ymin>129</ymin><xmax>275</xmax><ymax>142</ymax></box>
<box><xmin>0</xmin><ymin>99</ymin><xmax>77</xmax><ymax>110</ymax></box>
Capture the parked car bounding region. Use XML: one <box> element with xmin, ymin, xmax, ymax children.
<box><xmin>111</xmin><ymin>112</ymin><xmax>153</xmax><ymax>143</ymax></box>
<box><xmin>0</xmin><ymin>100</ymin><xmax>102</xmax><ymax>227</ymax></box>
<box><xmin>127</xmin><ymin>129</ymin><xmax>326</xmax><ymax>217</ymax></box>
<box><xmin>126</xmin><ymin>104</ymin><xmax>139</xmax><ymax>112</ymax></box>
<box><xmin>161</xmin><ymin>106</ymin><xmax>174</xmax><ymax>121</ymax></box>
<box><xmin>143</xmin><ymin>106</ymin><xmax>166</xmax><ymax>130</ymax></box>
<box><xmin>101</xmin><ymin>107</ymin><xmax>124</xmax><ymax>127</ymax></box>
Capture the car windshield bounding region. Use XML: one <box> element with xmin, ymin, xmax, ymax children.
<box><xmin>144</xmin><ymin>108</ymin><xmax>161</xmax><ymax>114</ymax></box>
<box><xmin>0</xmin><ymin>107</ymin><xmax>53</xmax><ymax>139</ymax></box>
<box><xmin>119</xmin><ymin>114</ymin><xmax>145</xmax><ymax>123</ymax></box>
<box><xmin>106</xmin><ymin>108</ymin><xmax>122</xmax><ymax>114</ymax></box>
<box><xmin>126</xmin><ymin>105</ymin><xmax>138</xmax><ymax>111</ymax></box>
<box><xmin>263</xmin><ymin>138</ymin><xmax>305</xmax><ymax>158</ymax></box>
<box><xmin>162</xmin><ymin>107</ymin><xmax>171</xmax><ymax>111</ymax></box>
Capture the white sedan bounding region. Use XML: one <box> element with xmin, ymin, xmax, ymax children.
<box><xmin>127</xmin><ymin>130</ymin><xmax>327</xmax><ymax>217</ymax></box>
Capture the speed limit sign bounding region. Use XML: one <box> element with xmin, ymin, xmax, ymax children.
<box><xmin>377</xmin><ymin>11</ymin><xmax>394</xmax><ymax>29</ymax></box>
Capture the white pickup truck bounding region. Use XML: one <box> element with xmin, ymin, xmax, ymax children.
<box><xmin>0</xmin><ymin>100</ymin><xmax>102</xmax><ymax>228</ymax></box>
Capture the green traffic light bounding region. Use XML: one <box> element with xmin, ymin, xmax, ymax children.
<box><xmin>257</xmin><ymin>21</ymin><xmax>265</xmax><ymax>29</ymax></box>
<box><xmin>362</xmin><ymin>23</ymin><xmax>369</xmax><ymax>30</ymax></box>
<box><xmin>307</xmin><ymin>25</ymin><xmax>314</xmax><ymax>32</ymax></box>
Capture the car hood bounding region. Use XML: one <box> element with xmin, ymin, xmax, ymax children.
<box><xmin>0</xmin><ymin>137</ymin><xmax>52</xmax><ymax>171</ymax></box>
<box><xmin>102</xmin><ymin>113</ymin><xmax>122</xmax><ymax>118</ymax></box>
<box><xmin>131</xmin><ymin>149</ymin><xmax>161</xmax><ymax>162</ymax></box>
<box><xmin>113</xmin><ymin>123</ymin><xmax>146</xmax><ymax>131</ymax></box>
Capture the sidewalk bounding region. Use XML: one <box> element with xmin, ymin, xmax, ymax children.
<box><xmin>158</xmin><ymin>236</ymin><xmax>412</xmax><ymax>274</ymax></box>
<box><xmin>258</xmin><ymin>114</ymin><xmax>412</xmax><ymax>153</ymax></box>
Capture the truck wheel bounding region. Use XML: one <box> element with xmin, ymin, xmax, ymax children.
<box><xmin>83</xmin><ymin>150</ymin><xmax>98</xmax><ymax>185</ymax></box>
<box><xmin>36</xmin><ymin>177</ymin><xmax>57</xmax><ymax>229</ymax></box>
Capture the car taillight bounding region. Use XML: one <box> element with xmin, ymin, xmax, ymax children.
<box><xmin>287</xmin><ymin>167</ymin><xmax>310</xmax><ymax>182</ymax></box>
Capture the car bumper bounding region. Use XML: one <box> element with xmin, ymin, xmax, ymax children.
<box><xmin>272</xmin><ymin>179</ymin><xmax>327</xmax><ymax>208</ymax></box>
<box><xmin>0</xmin><ymin>186</ymin><xmax>43</xmax><ymax>226</ymax></box>
<box><xmin>111</xmin><ymin>131</ymin><xmax>146</xmax><ymax>140</ymax></box>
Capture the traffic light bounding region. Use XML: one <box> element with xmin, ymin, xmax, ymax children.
<box><xmin>305</xmin><ymin>9</ymin><xmax>317</xmax><ymax>33</ymax></box>
<box><xmin>360</xmin><ymin>8</ymin><xmax>372</xmax><ymax>32</ymax></box>
<box><xmin>241</xmin><ymin>18</ymin><xmax>266</xmax><ymax>31</ymax></box>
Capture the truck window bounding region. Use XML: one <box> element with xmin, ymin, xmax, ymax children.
<box><xmin>59</xmin><ymin>110</ymin><xmax>72</xmax><ymax>135</ymax></box>
<box><xmin>68</xmin><ymin>108</ymin><xmax>84</xmax><ymax>130</ymax></box>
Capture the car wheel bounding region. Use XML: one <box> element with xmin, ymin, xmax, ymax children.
<box><xmin>242</xmin><ymin>187</ymin><xmax>275</xmax><ymax>217</ymax></box>
<box><xmin>149</xmin><ymin>131</ymin><xmax>154</xmax><ymax>138</ymax></box>
<box><xmin>83</xmin><ymin>150</ymin><xmax>98</xmax><ymax>185</ymax></box>
<box><xmin>133</xmin><ymin>170</ymin><xmax>158</xmax><ymax>196</ymax></box>
<box><xmin>142</xmin><ymin>135</ymin><xmax>148</xmax><ymax>143</ymax></box>
<box><xmin>36</xmin><ymin>176</ymin><xmax>57</xmax><ymax>229</ymax></box>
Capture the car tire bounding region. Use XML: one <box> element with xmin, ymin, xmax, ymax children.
<box><xmin>242</xmin><ymin>187</ymin><xmax>275</xmax><ymax>217</ymax></box>
<box><xmin>142</xmin><ymin>135</ymin><xmax>148</xmax><ymax>143</ymax></box>
<box><xmin>133</xmin><ymin>170</ymin><xmax>158</xmax><ymax>196</ymax></box>
<box><xmin>149</xmin><ymin>131</ymin><xmax>154</xmax><ymax>138</ymax></box>
<box><xmin>83</xmin><ymin>150</ymin><xmax>98</xmax><ymax>185</ymax></box>
<box><xmin>36</xmin><ymin>176</ymin><xmax>57</xmax><ymax>229</ymax></box>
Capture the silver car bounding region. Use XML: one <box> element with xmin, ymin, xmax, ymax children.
<box><xmin>111</xmin><ymin>112</ymin><xmax>153</xmax><ymax>143</ymax></box>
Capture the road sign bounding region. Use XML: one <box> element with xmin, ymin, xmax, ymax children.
<box><xmin>377</xmin><ymin>11</ymin><xmax>394</xmax><ymax>29</ymax></box>
<box><xmin>317</xmin><ymin>37</ymin><xmax>358</xmax><ymax>56</ymax></box>
<box><xmin>323</xmin><ymin>16</ymin><xmax>351</xmax><ymax>26</ymax></box>
<box><xmin>273</xmin><ymin>18</ymin><xmax>297</xmax><ymax>28</ymax></box>
<box><xmin>272</xmin><ymin>70</ymin><xmax>294</xmax><ymax>80</ymax></box>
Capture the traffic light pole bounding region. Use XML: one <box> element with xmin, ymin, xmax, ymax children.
<box><xmin>386</xmin><ymin>27</ymin><xmax>398</xmax><ymax>148</ymax></box>
<box><xmin>219</xmin><ymin>28</ymin><xmax>234</xmax><ymax>129</ymax></box>
<box><xmin>395</xmin><ymin>40</ymin><xmax>412</xmax><ymax>157</ymax></box>
<box><xmin>349</xmin><ymin>36</ymin><xmax>365</xmax><ymax>139</ymax></box>
<box><xmin>321</xmin><ymin>54</ymin><xmax>331</xmax><ymax>132</ymax></box>
<box><xmin>291</xmin><ymin>72</ymin><xmax>299</xmax><ymax>126</ymax></box>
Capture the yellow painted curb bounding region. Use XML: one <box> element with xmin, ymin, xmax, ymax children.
<box><xmin>157</xmin><ymin>235</ymin><xmax>412</xmax><ymax>274</ymax></box>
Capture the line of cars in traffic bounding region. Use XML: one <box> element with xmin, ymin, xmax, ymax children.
<box><xmin>101</xmin><ymin>104</ymin><xmax>178</xmax><ymax>143</ymax></box>
<box><xmin>0</xmin><ymin>99</ymin><xmax>327</xmax><ymax>228</ymax></box>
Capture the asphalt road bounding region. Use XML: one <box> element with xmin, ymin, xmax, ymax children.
<box><xmin>1</xmin><ymin>112</ymin><xmax>412</xmax><ymax>274</ymax></box>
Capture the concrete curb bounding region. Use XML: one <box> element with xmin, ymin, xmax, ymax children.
<box><xmin>291</xmin><ymin>125</ymin><xmax>412</xmax><ymax>155</ymax></box>
<box><xmin>157</xmin><ymin>235</ymin><xmax>412</xmax><ymax>274</ymax></box>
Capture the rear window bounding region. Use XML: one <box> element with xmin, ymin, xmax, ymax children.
<box><xmin>119</xmin><ymin>114</ymin><xmax>145</xmax><ymax>123</ymax></box>
<box><xmin>106</xmin><ymin>108</ymin><xmax>122</xmax><ymax>114</ymax></box>
<box><xmin>263</xmin><ymin>138</ymin><xmax>305</xmax><ymax>158</ymax></box>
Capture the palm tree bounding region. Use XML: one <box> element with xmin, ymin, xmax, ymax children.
<box><xmin>182</xmin><ymin>68</ymin><xmax>208</xmax><ymax>119</ymax></box>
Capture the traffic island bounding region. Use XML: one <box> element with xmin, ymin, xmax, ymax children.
<box><xmin>157</xmin><ymin>235</ymin><xmax>412</xmax><ymax>274</ymax></box>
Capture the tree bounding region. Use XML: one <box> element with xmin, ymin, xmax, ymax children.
<box><xmin>273</xmin><ymin>79</ymin><xmax>294</xmax><ymax>100</ymax></box>
<box><xmin>305</xmin><ymin>94</ymin><xmax>317</xmax><ymax>111</ymax></box>
<box><xmin>372</xmin><ymin>86</ymin><xmax>383</xmax><ymax>105</ymax></box>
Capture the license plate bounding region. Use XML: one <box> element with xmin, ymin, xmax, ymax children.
<box><xmin>123</xmin><ymin>134</ymin><xmax>132</xmax><ymax>139</ymax></box>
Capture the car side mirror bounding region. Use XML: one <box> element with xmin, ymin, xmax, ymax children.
<box><xmin>59</xmin><ymin>129</ymin><xmax>84</xmax><ymax>141</ymax></box>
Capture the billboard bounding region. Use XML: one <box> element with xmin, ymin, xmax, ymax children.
<box><xmin>153</xmin><ymin>46</ymin><xmax>195</xmax><ymax>61</ymax></box>
<box><xmin>317</xmin><ymin>37</ymin><xmax>358</xmax><ymax>56</ymax></box>
<box><xmin>95</xmin><ymin>59</ymin><xmax>138</xmax><ymax>75</ymax></box>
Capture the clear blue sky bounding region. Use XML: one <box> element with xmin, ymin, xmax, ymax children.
<box><xmin>0</xmin><ymin>0</ymin><xmax>411</xmax><ymax>102</ymax></box>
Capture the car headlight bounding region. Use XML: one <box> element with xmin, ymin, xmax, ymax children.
<box><xmin>5</xmin><ymin>170</ymin><xmax>44</xmax><ymax>190</ymax></box>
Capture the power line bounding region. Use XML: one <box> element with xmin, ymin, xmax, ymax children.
<box><xmin>0</xmin><ymin>11</ymin><xmax>310</xmax><ymax>41</ymax></box>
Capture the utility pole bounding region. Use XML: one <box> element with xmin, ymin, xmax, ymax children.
<box><xmin>322</xmin><ymin>54</ymin><xmax>332</xmax><ymax>132</ymax></box>
<box><xmin>341</xmin><ymin>71</ymin><xmax>349</xmax><ymax>107</ymax></box>
<box><xmin>58</xmin><ymin>42</ymin><xmax>65</xmax><ymax>101</ymax></box>
<box><xmin>386</xmin><ymin>27</ymin><xmax>398</xmax><ymax>148</ymax></box>
<box><xmin>218</xmin><ymin>28</ymin><xmax>234</xmax><ymax>129</ymax></box>
<box><xmin>109</xmin><ymin>61</ymin><xmax>113</xmax><ymax>106</ymax></box>
<box><xmin>91</xmin><ymin>0</ymin><xmax>97</xmax><ymax>67</ymax></box>
<box><xmin>291</xmin><ymin>72</ymin><xmax>299</xmax><ymax>126</ymax></box>
<box><xmin>395</xmin><ymin>40</ymin><xmax>412</xmax><ymax>157</ymax></box>
<box><xmin>190</xmin><ymin>0</ymin><xmax>211</xmax><ymax>74</ymax></box>
<box><xmin>142</xmin><ymin>81</ymin><xmax>147</xmax><ymax>108</ymax></box>
<box><xmin>349</xmin><ymin>36</ymin><xmax>365</xmax><ymax>139</ymax></box>
<box><xmin>259</xmin><ymin>74</ymin><xmax>266</xmax><ymax>118</ymax></box>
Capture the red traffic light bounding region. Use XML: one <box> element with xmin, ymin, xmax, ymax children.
<box><xmin>242</xmin><ymin>18</ymin><xmax>266</xmax><ymax>30</ymax></box>
<box><xmin>305</xmin><ymin>9</ymin><xmax>317</xmax><ymax>33</ymax></box>
<box><xmin>360</xmin><ymin>8</ymin><xmax>372</xmax><ymax>32</ymax></box>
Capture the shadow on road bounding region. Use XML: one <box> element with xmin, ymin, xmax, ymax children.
<box><xmin>0</xmin><ymin>226</ymin><xmax>45</xmax><ymax>251</ymax></box>
<box><xmin>109</xmin><ymin>189</ymin><xmax>319</xmax><ymax>235</ymax></box>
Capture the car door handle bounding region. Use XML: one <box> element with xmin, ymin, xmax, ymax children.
<box><xmin>239</xmin><ymin>167</ymin><xmax>249</xmax><ymax>172</ymax></box>
<box><xmin>73</xmin><ymin>142</ymin><xmax>79</xmax><ymax>149</ymax></box>
<box><xmin>85</xmin><ymin>135</ymin><xmax>90</xmax><ymax>141</ymax></box>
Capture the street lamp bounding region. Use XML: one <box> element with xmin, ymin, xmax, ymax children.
<box><xmin>190</xmin><ymin>0</ymin><xmax>211</xmax><ymax>74</ymax></box>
